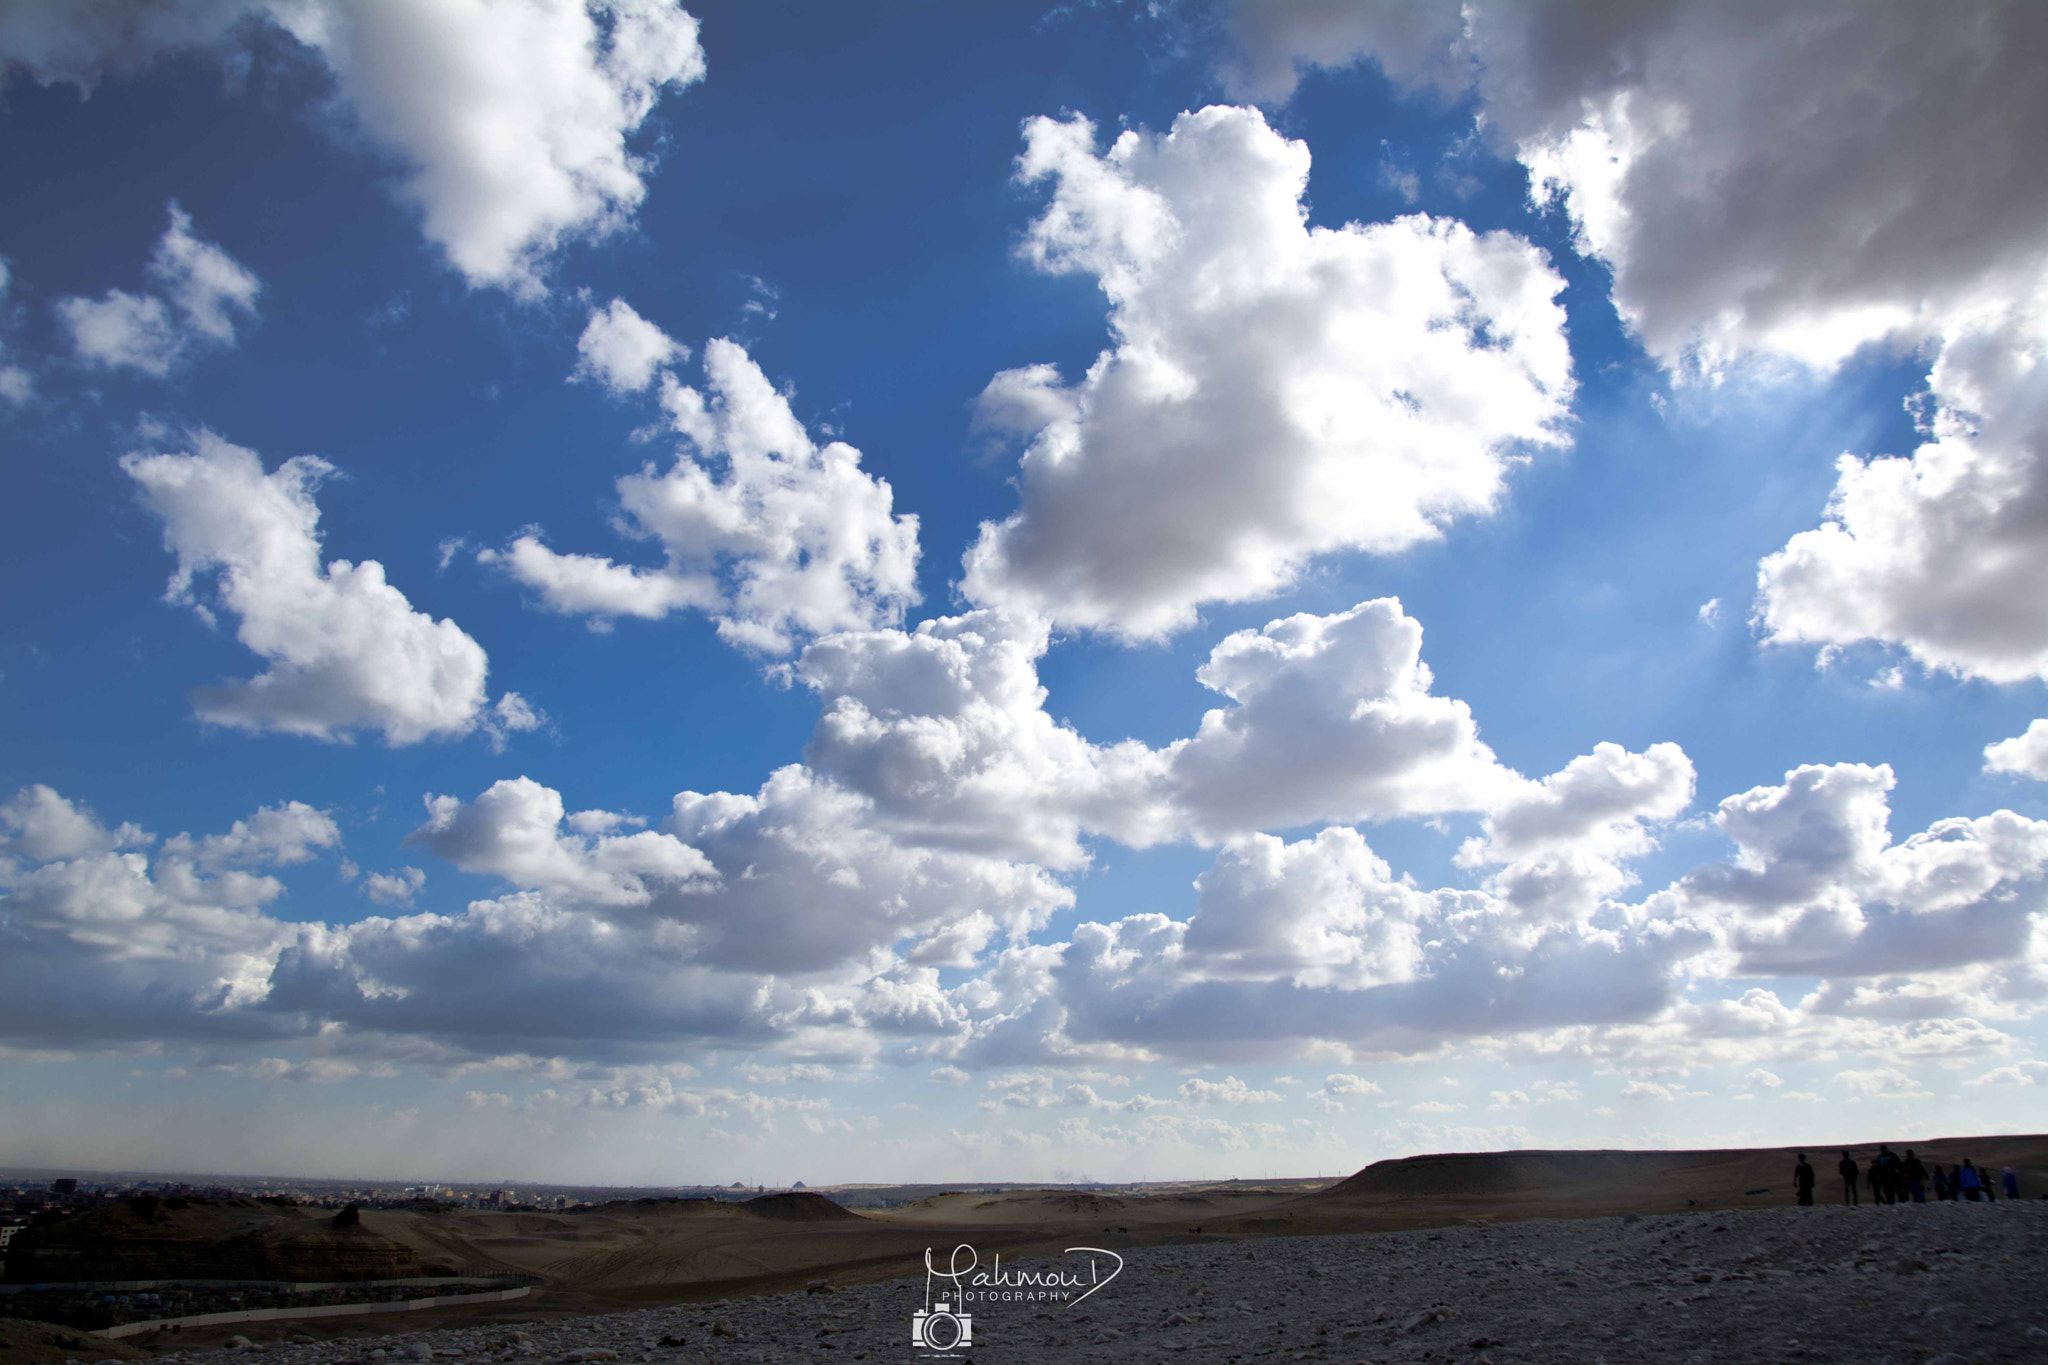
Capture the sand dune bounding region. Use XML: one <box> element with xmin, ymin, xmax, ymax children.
<box><xmin>871</xmin><ymin>1185</ymin><xmax>1298</xmax><ymax>1227</ymax></box>
<box><xmin>353</xmin><ymin>1196</ymin><xmax>914</xmax><ymax>1305</ymax></box>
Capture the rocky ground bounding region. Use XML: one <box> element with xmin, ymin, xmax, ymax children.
<box><xmin>61</xmin><ymin>1200</ymin><xmax>2048</xmax><ymax>1364</ymax></box>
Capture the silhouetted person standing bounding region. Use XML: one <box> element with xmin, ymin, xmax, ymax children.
<box><xmin>1873</xmin><ymin>1144</ymin><xmax>1898</xmax><ymax>1205</ymax></box>
<box><xmin>1932</xmin><ymin>1164</ymin><xmax>1951</xmax><ymax>1201</ymax></box>
<box><xmin>1958</xmin><ymin>1159</ymin><xmax>1984</xmax><ymax>1201</ymax></box>
<box><xmin>1903</xmin><ymin>1150</ymin><xmax>1927</xmax><ymax>1203</ymax></box>
<box><xmin>1794</xmin><ymin>1153</ymin><xmax>1816</xmax><ymax>1206</ymax></box>
<box><xmin>1839</xmin><ymin>1151</ymin><xmax>1860</xmax><ymax>1205</ymax></box>
<box><xmin>2002</xmin><ymin>1166</ymin><xmax>2020</xmax><ymax>1199</ymax></box>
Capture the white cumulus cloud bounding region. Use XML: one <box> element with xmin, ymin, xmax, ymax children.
<box><xmin>793</xmin><ymin>598</ymin><xmax>1544</xmax><ymax>865</ymax></box>
<box><xmin>168</xmin><ymin>801</ymin><xmax>341</xmax><ymax>873</ymax></box>
<box><xmin>487</xmin><ymin>330</ymin><xmax>920</xmax><ymax>654</ymax></box>
<box><xmin>1</xmin><ymin>1</ymin><xmax>706</xmax><ymax>294</ymax></box>
<box><xmin>961</xmin><ymin>105</ymin><xmax>1573</xmax><ymax>639</ymax></box>
<box><xmin>56</xmin><ymin>203</ymin><xmax>258</xmax><ymax>375</ymax></box>
<box><xmin>8</xmin><ymin>737</ymin><xmax>2046</xmax><ymax>1086</ymax></box>
<box><xmin>1179</xmin><ymin>828</ymin><xmax>1429</xmax><ymax>991</ymax></box>
<box><xmin>573</xmin><ymin>296</ymin><xmax>684</xmax><ymax>394</ymax></box>
<box><xmin>1225</xmin><ymin>1</ymin><xmax>2048</xmax><ymax>373</ymax></box>
<box><xmin>1756</xmin><ymin>321</ymin><xmax>2048</xmax><ymax>683</ymax></box>
<box><xmin>1675</xmin><ymin>762</ymin><xmax>2048</xmax><ymax>982</ymax></box>
<box><xmin>1968</xmin><ymin>1060</ymin><xmax>2048</xmax><ymax>1087</ymax></box>
<box><xmin>1</xmin><ymin>785</ymin><xmax>147</xmax><ymax>863</ymax></box>
<box><xmin>362</xmin><ymin>867</ymin><xmax>427</xmax><ymax>906</ymax></box>
<box><xmin>964</xmin><ymin>825</ymin><xmax>1711</xmax><ymax>1067</ymax></box>
<box><xmin>1178</xmin><ymin>1075</ymin><xmax>1282</xmax><ymax>1106</ymax></box>
<box><xmin>1834</xmin><ymin>1066</ymin><xmax>1930</xmax><ymax>1100</ymax></box>
<box><xmin>1985</xmin><ymin>720</ymin><xmax>2048</xmax><ymax>781</ymax></box>
<box><xmin>794</xmin><ymin>609</ymin><xmax>1172</xmax><ymax>869</ymax></box>
<box><xmin>1167</xmin><ymin>599</ymin><xmax>1521</xmax><ymax>837</ymax></box>
<box><xmin>0</xmin><ymin>785</ymin><xmax>335</xmax><ymax>1050</ymax></box>
<box><xmin>1218</xmin><ymin>3</ymin><xmax>2048</xmax><ymax>690</ymax></box>
<box><xmin>124</xmin><ymin>432</ymin><xmax>519</xmax><ymax>745</ymax></box>
<box><xmin>412</xmin><ymin>777</ymin><xmax>717</xmax><ymax>908</ymax></box>
<box><xmin>253</xmin><ymin>767</ymin><xmax>1073</xmax><ymax>1061</ymax></box>
<box><xmin>1457</xmin><ymin>740</ymin><xmax>1695</xmax><ymax>921</ymax></box>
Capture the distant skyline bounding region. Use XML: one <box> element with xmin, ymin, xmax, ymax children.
<box><xmin>4</xmin><ymin>1</ymin><xmax>2048</xmax><ymax>1186</ymax></box>
<box><xmin>0</xmin><ymin>1164</ymin><xmax>1327</xmax><ymax>1191</ymax></box>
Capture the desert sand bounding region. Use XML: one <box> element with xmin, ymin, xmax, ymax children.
<box><xmin>8</xmin><ymin>1138</ymin><xmax>2047</xmax><ymax>1364</ymax></box>
<box><xmin>39</xmin><ymin>1200</ymin><xmax>2048</xmax><ymax>1364</ymax></box>
<box><xmin>307</xmin><ymin>1135</ymin><xmax>2048</xmax><ymax>1312</ymax></box>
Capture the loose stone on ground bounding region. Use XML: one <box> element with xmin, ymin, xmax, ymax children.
<box><xmin>120</xmin><ymin>1200</ymin><xmax>2048</xmax><ymax>1364</ymax></box>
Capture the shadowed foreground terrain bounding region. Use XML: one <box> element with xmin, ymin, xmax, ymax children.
<box><xmin>4</xmin><ymin>1137</ymin><xmax>2044</xmax><ymax>1361</ymax></box>
<box><xmin>13</xmin><ymin>1202</ymin><xmax>2048</xmax><ymax>1364</ymax></box>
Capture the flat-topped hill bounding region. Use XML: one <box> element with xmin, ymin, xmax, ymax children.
<box><xmin>736</xmin><ymin>1192</ymin><xmax>862</xmax><ymax>1222</ymax></box>
<box><xmin>1268</xmin><ymin>1134</ymin><xmax>2048</xmax><ymax>1232</ymax></box>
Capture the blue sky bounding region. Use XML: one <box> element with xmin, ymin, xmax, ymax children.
<box><xmin>4</xmin><ymin>0</ymin><xmax>2048</xmax><ymax>1186</ymax></box>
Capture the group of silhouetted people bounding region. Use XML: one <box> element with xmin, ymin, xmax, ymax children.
<box><xmin>1791</xmin><ymin>1146</ymin><xmax>2022</xmax><ymax>1206</ymax></box>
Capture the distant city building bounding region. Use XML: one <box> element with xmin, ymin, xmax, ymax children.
<box><xmin>51</xmin><ymin>1178</ymin><xmax>77</xmax><ymax>1195</ymax></box>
